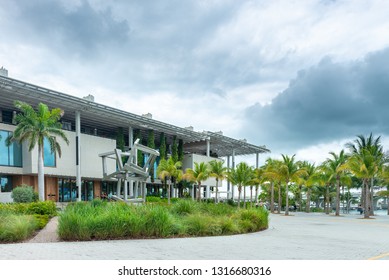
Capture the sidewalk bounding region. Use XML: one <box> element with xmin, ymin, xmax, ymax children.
<box><xmin>27</xmin><ymin>216</ymin><xmax>59</xmax><ymax>243</ymax></box>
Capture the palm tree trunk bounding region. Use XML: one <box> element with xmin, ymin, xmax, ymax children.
<box><xmin>38</xmin><ymin>145</ymin><xmax>45</xmax><ymax>201</ymax></box>
<box><xmin>336</xmin><ymin>177</ymin><xmax>340</xmax><ymax>216</ymax></box>
<box><xmin>215</xmin><ymin>179</ymin><xmax>218</xmax><ymax>204</ymax></box>
<box><xmin>306</xmin><ymin>188</ymin><xmax>311</xmax><ymax>213</ymax></box>
<box><xmin>299</xmin><ymin>185</ymin><xmax>302</xmax><ymax>212</ymax></box>
<box><xmin>285</xmin><ymin>180</ymin><xmax>289</xmax><ymax>216</ymax></box>
<box><xmin>255</xmin><ymin>186</ymin><xmax>259</xmax><ymax>205</ymax></box>
<box><xmin>370</xmin><ymin>177</ymin><xmax>374</xmax><ymax>216</ymax></box>
<box><xmin>250</xmin><ymin>187</ymin><xmax>253</xmax><ymax>208</ymax></box>
<box><xmin>326</xmin><ymin>184</ymin><xmax>330</xmax><ymax>214</ymax></box>
<box><xmin>364</xmin><ymin>179</ymin><xmax>370</xmax><ymax>218</ymax></box>
<box><xmin>243</xmin><ymin>186</ymin><xmax>246</xmax><ymax>208</ymax></box>
<box><xmin>270</xmin><ymin>181</ymin><xmax>275</xmax><ymax>213</ymax></box>
<box><xmin>197</xmin><ymin>183</ymin><xmax>201</xmax><ymax>202</ymax></box>
<box><xmin>237</xmin><ymin>186</ymin><xmax>241</xmax><ymax>208</ymax></box>
<box><xmin>278</xmin><ymin>184</ymin><xmax>281</xmax><ymax>214</ymax></box>
<box><xmin>167</xmin><ymin>181</ymin><xmax>171</xmax><ymax>205</ymax></box>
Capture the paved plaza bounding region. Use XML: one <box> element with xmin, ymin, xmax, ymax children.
<box><xmin>0</xmin><ymin>212</ymin><xmax>388</xmax><ymax>260</ymax></box>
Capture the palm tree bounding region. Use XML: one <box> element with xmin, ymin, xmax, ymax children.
<box><xmin>346</xmin><ymin>133</ymin><xmax>385</xmax><ymax>215</ymax></box>
<box><xmin>279</xmin><ymin>154</ymin><xmax>307</xmax><ymax>215</ymax></box>
<box><xmin>208</xmin><ymin>160</ymin><xmax>227</xmax><ymax>203</ymax></box>
<box><xmin>6</xmin><ymin>101</ymin><xmax>69</xmax><ymax>201</ymax></box>
<box><xmin>322</xmin><ymin>150</ymin><xmax>349</xmax><ymax>216</ymax></box>
<box><xmin>263</xmin><ymin>158</ymin><xmax>282</xmax><ymax>213</ymax></box>
<box><xmin>378</xmin><ymin>165</ymin><xmax>389</xmax><ymax>215</ymax></box>
<box><xmin>251</xmin><ymin>167</ymin><xmax>264</xmax><ymax>207</ymax></box>
<box><xmin>299</xmin><ymin>161</ymin><xmax>317</xmax><ymax>213</ymax></box>
<box><xmin>184</xmin><ymin>162</ymin><xmax>209</xmax><ymax>201</ymax></box>
<box><xmin>345</xmin><ymin>148</ymin><xmax>379</xmax><ymax>218</ymax></box>
<box><xmin>227</xmin><ymin>162</ymin><xmax>253</xmax><ymax>208</ymax></box>
<box><xmin>157</xmin><ymin>157</ymin><xmax>182</xmax><ymax>204</ymax></box>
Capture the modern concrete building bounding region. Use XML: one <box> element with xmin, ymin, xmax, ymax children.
<box><xmin>0</xmin><ymin>69</ymin><xmax>270</xmax><ymax>202</ymax></box>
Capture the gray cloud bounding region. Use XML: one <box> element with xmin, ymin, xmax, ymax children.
<box><xmin>243</xmin><ymin>48</ymin><xmax>389</xmax><ymax>152</ymax></box>
<box><xmin>5</xmin><ymin>0</ymin><xmax>129</xmax><ymax>58</ymax></box>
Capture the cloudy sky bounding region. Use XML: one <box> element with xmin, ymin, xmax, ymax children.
<box><xmin>1</xmin><ymin>0</ymin><xmax>389</xmax><ymax>165</ymax></box>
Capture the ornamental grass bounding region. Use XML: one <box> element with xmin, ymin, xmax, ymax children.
<box><xmin>58</xmin><ymin>199</ymin><xmax>269</xmax><ymax>241</ymax></box>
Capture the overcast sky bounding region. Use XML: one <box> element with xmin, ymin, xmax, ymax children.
<box><xmin>1</xmin><ymin>0</ymin><xmax>389</xmax><ymax>166</ymax></box>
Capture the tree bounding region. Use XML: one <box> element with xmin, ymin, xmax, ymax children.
<box><xmin>6</xmin><ymin>101</ymin><xmax>69</xmax><ymax>201</ymax></box>
<box><xmin>227</xmin><ymin>162</ymin><xmax>253</xmax><ymax>208</ymax></box>
<box><xmin>346</xmin><ymin>133</ymin><xmax>385</xmax><ymax>216</ymax></box>
<box><xmin>184</xmin><ymin>162</ymin><xmax>209</xmax><ymax>201</ymax></box>
<box><xmin>171</xmin><ymin>135</ymin><xmax>178</xmax><ymax>163</ymax></box>
<box><xmin>159</xmin><ymin>132</ymin><xmax>167</xmax><ymax>160</ymax></box>
<box><xmin>208</xmin><ymin>160</ymin><xmax>227</xmax><ymax>203</ymax></box>
<box><xmin>178</xmin><ymin>139</ymin><xmax>184</xmax><ymax>162</ymax></box>
<box><xmin>279</xmin><ymin>154</ymin><xmax>307</xmax><ymax>215</ymax></box>
<box><xmin>157</xmin><ymin>157</ymin><xmax>182</xmax><ymax>204</ymax></box>
<box><xmin>322</xmin><ymin>150</ymin><xmax>349</xmax><ymax>216</ymax></box>
<box><xmin>300</xmin><ymin>162</ymin><xmax>318</xmax><ymax>213</ymax></box>
<box><xmin>346</xmin><ymin>133</ymin><xmax>385</xmax><ymax>215</ymax></box>
<box><xmin>262</xmin><ymin>158</ymin><xmax>283</xmax><ymax>213</ymax></box>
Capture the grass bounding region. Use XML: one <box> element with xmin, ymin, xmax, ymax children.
<box><xmin>58</xmin><ymin>199</ymin><xmax>269</xmax><ymax>241</ymax></box>
<box><xmin>0</xmin><ymin>212</ymin><xmax>38</xmax><ymax>242</ymax></box>
<box><xmin>0</xmin><ymin>201</ymin><xmax>57</xmax><ymax>243</ymax></box>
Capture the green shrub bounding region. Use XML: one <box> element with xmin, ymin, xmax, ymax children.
<box><xmin>143</xmin><ymin>205</ymin><xmax>173</xmax><ymax>237</ymax></box>
<box><xmin>0</xmin><ymin>213</ymin><xmax>38</xmax><ymax>242</ymax></box>
<box><xmin>11</xmin><ymin>185</ymin><xmax>34</xmax><ymax>203</ymax></box>
<box><xmin>27</xmin><ymin>201</ymin><xmax>57</xmax><ymax>216</ymax></box>
<box><xmin>32</xmin><ymin>214</ymin><xmax>49</xmax><ymax>229</ymax></box>
<box><xmin>171</xmin><ymin>199</ymin><xmax>197</xmax><ymax>215</ymax></box>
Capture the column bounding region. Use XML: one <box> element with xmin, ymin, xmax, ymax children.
<box><xmin>256</xmin><ymin>153</ymin><xmax>259</xmax><ymax>168</ymax></box>
<box><xmin>227</xmin><ymin>156</ymin><xmax>230</xmax><ymax>199</ymax></box>
<box><xmin>231</xmin><ymin>149</ymin><xmax>235</xmax><ymax>200</ymax></box>
<box><xmin>75</xmin><ymin>111</ymin><xmax>82</xmax><ymax>202</ymax></box>
<box><xmin>128</xmin><ymin>126</ymin><xmax>134</xmax><ymax>197</ymax></box>
<box><xmin>206</xmin><ymin>137</ymin><xmax>210</xmax><ymax>199</ymax></box>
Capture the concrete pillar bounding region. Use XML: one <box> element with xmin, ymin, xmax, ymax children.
<box><xmin>117</xmin><ymin>178</ymin><xmax>121</xmax><ymax>198</ymax></box>
<box><xmin>124</xmin><ymin>177</ymin><xmax>128</xmax><ymax>201</ymax></box>
<box><xmin>134</xmin><ymin>181</ymin><xmax>139</xmax><ymax>198</ymax></box>
<box><xmin>231</xmin><ymin>149</ymin><xmax>235</xmax><ymax>200</ymax></box>
<box><xmin>256</xmin><ymin>153</ymin><xmax>259</xmax><ymax>169</ymax></box>
<box><xmin>206</xmin><ymin>137</ymin><xmax>210</xmax><ymax>198</ymax></box>
<box><xmin>75</xmin><ymin>111</ymin><xmax>82</xmax><ymax>202</ymax></box>
<box><xmin>128</xmin><ymin>126</ymin><xmax>134</xmax><ymax>198</ymax></box>
<box><xmin>227</xmin><ymin>156</ymin><xmax>230</xmax><ymax>199</ymax></box>
<box><xmin>191</xmin><ymin>185</ymin><xmax>195</xmax><ymax>200</ymax></box>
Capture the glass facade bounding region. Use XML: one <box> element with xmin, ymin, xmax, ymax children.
<box><xmin>58</xmin><ymin>178</ymin><xmax>95</xmax><ymax>202</ymax></box>
<box><xmin>101</xmin><ymin>181</ymin><xmax>118</xmax><ymax>198</ymax></box>
<box><xmin>58</xmin><ymin>178</ymin><xmax>77</xmax><ymax>202</ymax></box>
<box><xmin>0</xmin><ymin>130</ymin><xmax>22</xmax><ymax>167</ymax></box>
<box><xmin>0</xmin><ymin>175</ymin><xmax>12</xmax><ymax>192</ymax></box>
<box><xmin>43</xmin><ymin>137</ymin><xmax>56</xmax><ymax>167</ymax></box>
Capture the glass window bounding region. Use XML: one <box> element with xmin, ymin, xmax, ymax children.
<box><xmin>0</xmin><ymin>130</ymin><xmax>22</xmax><ymax>167</ymax></box>
<box><xmin>43</xmin><ymin>137</ymin><xmax>56</xmax><ymax>167</ymax></box>
<box><xmin>0</xmin><ymin>176</ymin><xmax>13</xmax><ymax>192</ymax></box>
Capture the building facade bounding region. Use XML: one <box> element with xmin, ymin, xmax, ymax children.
<box><xmin>0</xmin><ymin>71</ymin><xmax>269</xmax><ymax>202</ymax></box>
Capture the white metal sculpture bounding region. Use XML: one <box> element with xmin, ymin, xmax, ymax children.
<box><xmin>99</xmin><ymin>139</ymin><xmax>159</xmax><ymax>202</ymax></box>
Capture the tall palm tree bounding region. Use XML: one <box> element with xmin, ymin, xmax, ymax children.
<box><xmin>6</xmin><ymin>101</ymin><xmax>69</xmax><ymax>201</ymax></box>
<box><xmin>157</xmin><ymin>157</ymin><xmax>182</xmax><ymax>204</ymax></box>
<box><xmin>208</xmin><ymin>160</ymin><xmax>227</xmax><ymax>203</ymax></box>
<box><xmin>251</xmin><ymin>167</ymin><xmax>264</xmax><ymax>207</ymax></box>
<box><xmin>345</xmin><ymin>148</ymin><xmax>379</xmax><ymax>218</ymax></box>
<box><xmin>299</xmin><ymin>161</ymin><xmax>317</xmax><ymax>213</ymax></box>
<box><xmin>279</xmin><ymin>154</ymin><xmax>307</xmax><ymax>215</ymax></box>
<box><xmin>184</xmin><ymin>162</ymin><xmax>209</xmax><ymax>201</ymax></box>
<box><xmin>263</xmin><ymin>158</ymin><xmax>282</xmax><ymax>213</ymax></box>
<box><xmin>346</xmin><ymin>133</ymin><xmax>385</xmax><ymax>215</ymax></box>
<box><xmin>227</xmin><ymin>162</ymin><xmax>253</xmax><ymax>208</ymax></box>
<box><xmin>322</xmin><ymin>150</ymin><xmax>349</xmax><ymax>216</ymax></box>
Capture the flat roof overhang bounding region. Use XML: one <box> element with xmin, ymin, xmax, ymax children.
<box><xmin>0</xmin><ymin>75</ymin><xmax>270</xmax><ymax>157</ymax></box>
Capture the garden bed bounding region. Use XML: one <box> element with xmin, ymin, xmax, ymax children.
<box><xmin>58</xmin><ymin>199</ymin><xmax>269</xmax><ymax>241</ymax></box>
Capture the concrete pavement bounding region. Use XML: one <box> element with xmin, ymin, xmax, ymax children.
<box><xmin>0</xmin><ymin>212</ymin><xmax>388</xmax><ymax>260</ymax></box>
